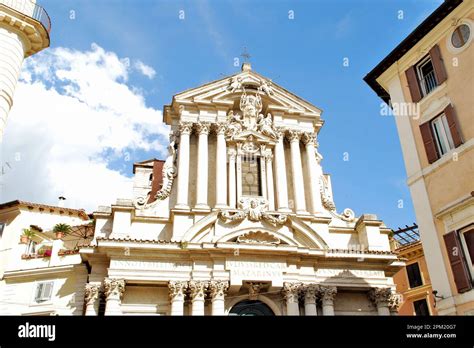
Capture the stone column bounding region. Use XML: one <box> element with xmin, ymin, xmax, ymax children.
<box><xmin>287</xmin><ymin>130</ymin><xmax>307</xmax><ymax>214</ymax></box>
<box><xmin>195</xmin><ymin>122</ymin><xmax>210</xmax><ymax>209</ymax></box>
<box><xmin>274</xmin><ymin>129</ymin><xmax>290</xmax><ymax>212</ymax></box>
<box><xmin>228</xmin><ymin>149</ymin><xmax>237</xmax><ymax>209</ymax></box>
<box><xmin>208</xmin><ymin>280</ymin><xmax>229</xmax><ymax>316</ymax></box>
<box><xmin>368</xmin><ymin>288</ymin><xmax>392</xmax><ymax>316</ymax></box>
<box><xmin>168</xmin><ymin>281</ymin><xmax>187</xmax><ymax>316</ymax></box>
<box><xmin>188</xmin><ymin>281</ymin><xmax>207</xmax><ymax>316</ymax></box>
<box><xmin>282</xmin><ymin>282</ymin><xmax>300</xmax><ymax>316</ymax></box>
<box><xmin>302</xmin><ymin>132</ymin><xmax>324</xmax><ymax>214</ymax></box>
<box><xmin>175</xmin><ymin>122</ymin><xmax>193</xmax><ymax>209</ymax></box>
<box><xmin>84</xmin><ymin>283</ymin><xmax>101</xmax><ymax>316</ymax></box>
<box><xmin>302</xmin><ymin>284</ymin><xmax>319</xmax><ymax>316</ymax></box>
<box><xmin>320</xmin><ymin>286</ymin><xmax>337</xmax><ymax>316</ymax></box>
<box><xmin>215</xmin><ymin>123</ymin><xmax>227</xmax><ymax>208</ymax></box>
<box><xmin>104</xmin><ymin>278</ymin><xmax>125</xmax><ymax>316</ymax></box>
<box><xmin>264</xmin><ymin>152</ymin><xmax>275</xmax><ymax>211</ymax></box>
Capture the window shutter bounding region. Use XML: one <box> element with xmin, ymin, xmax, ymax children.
<box><xmin>405</xmin><ymin>66</ymin><xmax>422</xmax><ymax>102</ymax></box>
<box><xmin>444</xmin><ymin>104</ymin><xmax>463</xmax><ymax>147</ymax></box>
<box><xmin>443</xmin><ymin>231</ymin><xmax>472</xmax><ymax>293</ymax></box>
<box><xmin>419</xmin><ymin>122</ymin><xmax>439</xmax><ymax>164</ymax></box>
<box><xmin>429</xmin><ymin>44</ymin><xmax>447</xmax><ymax>85</ymax></box>
<box><xmin>43</xmin><ymin>282</ymin><xmax>53</xmax><ymax>300</ymax></box>
<box><xmin>34</xmin><ymin>283</ymin><xmax>43</xmax><ymax>302</ymax></box>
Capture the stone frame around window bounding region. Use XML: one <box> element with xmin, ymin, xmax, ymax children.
<box><xmin>31</xmin><ymin>280</ymin><xmax>54</xmax><ymax>305</ymax></box>
<box><xmin>430</xmin><ymin>112</ymin><xmax>455</xmax><ymax>157</ymax></box>
<box><xmin>447</xmin><ymin>19</ymin><xmax>473</xmax><ymax>54</ymax></box>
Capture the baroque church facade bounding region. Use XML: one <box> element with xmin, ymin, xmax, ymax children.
<box><xmin>80</xmin><ymin>63</ymin><xmax>403</xmax><ymax>316</ymax></box>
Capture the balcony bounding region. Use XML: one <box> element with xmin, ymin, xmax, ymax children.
<box><xmin>0</xmin><ymin>0</ymin><xmax>51</xmax><ymax>33</ymax></box>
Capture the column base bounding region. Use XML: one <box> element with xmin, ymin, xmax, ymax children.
<box><xmin>174</xmin><ymin>204</ymin><xmax>190</xmax><ymax>211</ymax></box>
<box><xmin>213</xmin><ymin>204</ymin><xmax>228</xmax><ymax>210</ymax></box>
<box><xmin>277</xmin><ymin>207</ymin><xmax>292</xmax><ymax>213</ymax></box>
<box><xmin>193</xmin><ymin>204</ymin><xmax>210</xmax><ymax>212</ymax></box>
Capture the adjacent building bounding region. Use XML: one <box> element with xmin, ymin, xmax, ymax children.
<box><xmin>365</xmin><ymin>0</ymin><xmax>473</xmax><ymax>315</ymax></box>
<box><xmin>0</xmin><ymin>200</ymin><xmax>91</xmax><ymax>315</ymax></box>
<box><xmin>392</xmin><ymin>224</ymin><xmax>437</xmax><ymax>315</ymax></box>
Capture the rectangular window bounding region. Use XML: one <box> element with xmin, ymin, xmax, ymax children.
<box><xmin>431</xmin><ymin>113</ymin><xmax>455</xmax><ymax>156</ymax></box>
<box><xmin>241</xmin><ymin>155</ymin><xmax>262</xmax><ymax>196</ymax></box>
<box><xmin>34</xmin><ymin>282</ymin><xmax>53</xmax><ymax>303</ymax></box>
<box><xmin>416</xmin><ymin>56</ymin><xmax>438</xmax><ymax>96</ymax></box>
<box><xmin>413</xmin><ymin>299</ymin><xmax>430</xmax><ymax>316</ymax></box>
<box><xmin>406</xmin><ymin>262</ymin><xmax>423</xmax><ymax>288</ymax></box>
<box><xmin>0</xmin><ymin>223</ymin><xmax>4</xmax><ymax>238</ymax></box>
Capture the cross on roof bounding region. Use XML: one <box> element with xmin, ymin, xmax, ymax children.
<box><xmin>240</xmin><ymin>46</ymin><xmax>251</xmax><ymax>63</ymax></box>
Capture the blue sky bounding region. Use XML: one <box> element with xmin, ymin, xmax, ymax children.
<box><xmin>7</xmin><ymin>0</ymin><xmax>444</xmax><ymax>227</ymax></box>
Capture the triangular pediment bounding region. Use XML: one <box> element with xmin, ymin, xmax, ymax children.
<box><xmin>169</xmin><ymin>69</ymin><xmax>322</xmax><ymax>117</ymax></box>
<box><xmin>232</xmin><ymin>130</ymin><xmax>276</xmax><ymax>145</ymax></box>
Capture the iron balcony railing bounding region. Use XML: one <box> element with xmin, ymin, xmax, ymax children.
<box><xmin>0</xmin><ymin>0</ymin><xmax>51</xmax><ymax>33</ymax></box>
<box><xmin>420</xmin><ymin>70</ymin><xmax>437</xmax><ymax>96</ymax></box>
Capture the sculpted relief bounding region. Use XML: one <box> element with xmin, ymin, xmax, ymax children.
<box><xmin>225</xmin><ymin>85</ymin><xmax>278</xmax><ymax>140</ymax></box>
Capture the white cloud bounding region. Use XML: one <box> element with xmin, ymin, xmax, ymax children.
<box><xmin>134</xmin><ymin>60</ymin><xmax>156</xmax><ymax>79</ymax></box>
<box><xmin>1</xmin><ymin>43</ymin><xmax>169</xmax><ymax>212</ymax></box>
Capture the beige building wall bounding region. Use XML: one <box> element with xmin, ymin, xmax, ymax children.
<box><xmin>375</xmin><ymin>1</ymin><xmax>474</xmax><ymax>315</ymax></box>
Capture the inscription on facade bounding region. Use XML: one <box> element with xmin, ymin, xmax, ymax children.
<box><xmin>111</xmin><ymin>260</ymin><xmax>192</xmax><ymax>271</ymax></box>
<box><xmin>226</xmin><ymin>260</ymin><xmax>285</xmax><ymax>285</ymax></box>
<box><xmin>316</xmin><ymin>269</ymin><xmax>385</xmax><ymax>278</ymax></box>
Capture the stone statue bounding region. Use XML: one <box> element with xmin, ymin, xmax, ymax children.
<box><xmin>226</xmin><ymin>110</ymin><xmax>243</xmax><ymax>139</ymax></box>
<box><xmin>258</xmin><ymin>112</ymin><xmax>277</xmax><ymax>139</ymax></box>
<box><xmin>240</xmin><ymin>92</ymin><xmax>262</xmax><ymax>131</ymax></box>
<box><xmin>228</xmin><ymin>76</ymin><xmax>242</xmax><ymax>93</ymax></box>
<box><xmin>258</xmin><ymin>79</ymin><xmax>273</xmax><ymax>96</ymax></box>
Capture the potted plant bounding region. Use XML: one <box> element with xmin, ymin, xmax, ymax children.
<box><xmin>20</xmin><ymin>228</ymin><xmax>35</xmax><ymax>244</ymax></box>
<box><xmin>37</xmin><ymin>245</ymin><xmax>52</xmax><ymax>257</ymax></box>
<box><xmin>53</xmin><ymin>223</ymin><xmax>71</xmax><ymax>239</ymax></box>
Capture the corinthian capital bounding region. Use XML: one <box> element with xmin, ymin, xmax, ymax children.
<box><xmin>227</xmin><ymin>149</ymin><xmax>237</xmax><ymax>161</ymax></box>
<box><xmin>319</xmin><ymin>286</ymin><xmax>337</xmax><ymax>304</ymax></box>
<box><xmin>168</xmin><ymin>281</ymin><xmax>187</xmax><ymax>301</ymax></box>
<box><xmin>188</xmin><ymin>281</ymin><xmax>207</xmax><ymax>301</ymax></box>
<box><xmin>179</xmin><ymin>121</ymin><xmax>194</xmax><ymax>135</ymax></box>
<box><xmin>104</xmin><ymin>278</ymin><xmax>125</xmax><ymax>300</ymax></box>
<box><xmin>301</xmin><ymin>284</ymin><xmax>319</xmax><ymax>304</ymax></box>
<box><xmin>302</xmin><ymin>132</ymin><xmax>317</xmax><ymax>145</ymax></box>
<box><xmin>368</xmin><ymin>287</ymin><xmax>392</xmax><ymax>306</ymax></box>
<box><xmin>84</xmin><ymin>283</ymin><xmax>101</xmax><ymax>306</ymax></box>
<box><xmin>286</xmin><ymin>129</ymin><xmax>302</xmax><ymax>143</ymax></box>
<box><xmin>388</xmin><ymin>293</ymin><xmax>402</xmax><ymax>311</ymax></box>
<box><xmin>214</xmin><ymin>122</ymin><xmax>227</xmax><ymax>135</ymax></box>
<box><xmin>282</xmin><ymin>282</ymin><xmax>301</xmax><ymax>304</ymax></box>
<box><xmin>274</xmin><ymin>127</ymin><xmax>286</xmax><ymax>140</ymax></box>
<box><xmin>195</xmin><ymin>122</ymin><xmax>211</xmax><ymax>135</ymax></box>
<box><xmin>208</xmin><ymin>280</ymin><xmax>229</xmax><ymax>300</ymax></box>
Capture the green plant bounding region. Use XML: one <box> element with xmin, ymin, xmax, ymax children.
<box><xmin>53</xmin><ymin>223</ymin><xmax>72</xmax><ymax>235</ymax></box>
<box><xmin>22</xmin><ymin>228</ymin><xmax>36</xmax><ymax>238</ymax></box>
